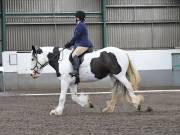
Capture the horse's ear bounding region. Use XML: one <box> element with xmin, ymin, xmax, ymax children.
<box><xmin>32</xmin><ymin>45</ymin><xmax>36</xmax><ymax>54</ymax></box>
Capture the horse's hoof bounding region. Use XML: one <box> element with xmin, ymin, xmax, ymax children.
<box><xmin>50</xmin><ymin>110</ymin><xmax>55</xmax><ymax>115</ymax></box>
<box><xmin>50</xmin><ymin>109</ymin><xmax>62</xmax><ymax>116</ymax></box>
<box><xmin>137</xmin><ymin>104</ymin><xmax>141</xmax><ymax>112</ymax></box>
<box><xmin>102</xmin><ymin>107</ymin><xmax>114</xmax><ymax>113</ymax></box>
<box><xmin>89</xmin><ymin>102</ymin><xmax>94</xmax><ymax>108</ymax></box>
<box><xmin>102</xmin><ymin>107</ymin><xmax>108</xmax><ymax>113</ymax></box>
<box><xmin>146</xmin><ymin>106</ymin><xmax>153</xmax><ymax>112</ymax></box>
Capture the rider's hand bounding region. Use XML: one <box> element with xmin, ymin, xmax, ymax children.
<box><xmin>64</xmin><ymin>42</ymin><xmax>72</xmax><ymax>48</ymax></box>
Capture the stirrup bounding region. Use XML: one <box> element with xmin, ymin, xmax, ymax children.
<box><xmin>69</xmin><ymin>72</ymin><xmax>80</xmax><ymax>84</ymax></box>
<box><xmin>69</xmin><ymin>72</ymin><xmax>79</xmax><ymax>77</ymax></box>
<box><xmin>69</xmin><ymin>70</ymin><xmax>79</xmax><ymax>77</ymax></box>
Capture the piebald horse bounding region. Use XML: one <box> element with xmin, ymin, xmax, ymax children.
<box><xmin>31</xmin><ymin>45</ymin><xmax>144</xmax><ymax>115</ymax></box>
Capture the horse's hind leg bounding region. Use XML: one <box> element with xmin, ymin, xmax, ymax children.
<box><xmin>115</xmin><ymin>75</ymin><xmax>144</xmax><ymax>110</ymax></box>
<box><xmin>102</xmin><ymin>80</ymin><xmax>119</xmax><ymax>113</ymax></box>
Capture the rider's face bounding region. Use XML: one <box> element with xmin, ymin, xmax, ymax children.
<box><xmin>76</xmin><ymin>17</ymin><xmax>80</xmax><ymax>23</ymax></box>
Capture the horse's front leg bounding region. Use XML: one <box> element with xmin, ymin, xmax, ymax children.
<box><xmin>69</xmin><ymin>84</ymin><xmax>94</xmax><ymax>108</ymax></box>
<box><xmin>50</xmin><ymin>78</ymin><xmax>69</xmax><ymax>116</ymax></box>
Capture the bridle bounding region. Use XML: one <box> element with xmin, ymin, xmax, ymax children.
<box><xmin>31</xmin><ymin>48</ymin><xmax>65</xmax><ymax>75</ymax></box>
<box><xmin>31</xmin><ymin>54</ymin><xmax>48</xmax><ymax>75</ymax></box>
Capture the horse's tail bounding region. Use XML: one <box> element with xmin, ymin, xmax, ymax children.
<box><xmin>127</xmin><ymin>54</ymin><xmax>141</xmax><ymax>90</ymax></box>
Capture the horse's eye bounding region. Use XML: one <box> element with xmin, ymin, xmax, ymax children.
<box><xmin>31</xmin><ymin>58</ymin><xmax>34</xmax><ymax>61</ymax></box>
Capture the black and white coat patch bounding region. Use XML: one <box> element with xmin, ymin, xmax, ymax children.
<box><xmin>47</xmin><ymin>47</ymin><xmax>60</xmax><ymax>77</ymax></box>
<box><xmin>90</xmin><ymin>51</ymin><xmax>122</xmax><ymax>79</ymax></box>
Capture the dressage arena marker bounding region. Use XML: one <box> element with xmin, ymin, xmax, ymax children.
<box><xmin>18</xmin><ymin>89</ymin><xmax>180</xmax><ymax>96</ymax></box>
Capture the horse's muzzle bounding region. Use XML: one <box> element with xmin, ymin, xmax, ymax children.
<box><xmin>30</xmin><ymin>71</ymin><xmax>40</xmax><ymax>79</ymax></box>
<box><xmin>30</xmin><ymin>73</ymin><xmax>39</xmax><ymax>79</ymax></box>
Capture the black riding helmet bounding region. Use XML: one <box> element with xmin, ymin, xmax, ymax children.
<box><xmin>75</xmin><ymin>11</ymin><xmax>86</xmax><ymax>21</ymax></box>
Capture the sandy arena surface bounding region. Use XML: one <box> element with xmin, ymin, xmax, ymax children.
<box><xmin>0</xmin><ymin>90</ymin><xmax>180</xmax><ymax>135</ymax></box>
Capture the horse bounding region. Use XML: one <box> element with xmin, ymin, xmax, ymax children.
<box><xmin>30</xmin><ymin>45</ymin><xmax>144</xmax><ymax>116</ymax></box>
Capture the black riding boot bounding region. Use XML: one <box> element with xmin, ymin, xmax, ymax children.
<box><xmin>70</xmin><ymin>55</ymin><xmax>80</xmax><ymax>77</ymax></box>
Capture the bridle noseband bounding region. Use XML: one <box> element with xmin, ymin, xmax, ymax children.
<box><xmin>31</xmin><ymin>54</ymin><xmax>48</xmax><ymax>74</ymax></box>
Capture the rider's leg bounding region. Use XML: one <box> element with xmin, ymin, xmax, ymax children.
<box><xmin>71</xmin><ymin>46</ymin><xmax>88</xmax><ymax>76</ymax></box>
<box><xmin>72</xmin><ymin>46</ymin><xmax>89</xmax><ymax>57</ymax></box>
<box><xmin>70</xmin><ymin>55</ymin><xmax>80</xmax><ymax>76</ymax></box>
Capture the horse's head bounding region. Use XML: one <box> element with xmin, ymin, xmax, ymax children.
<box><xmin>30</xmin><ymin>45</ymin><xmax>48</xmax><ymax>79</ymax></box>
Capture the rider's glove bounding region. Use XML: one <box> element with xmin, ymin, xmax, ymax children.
<box><xmin>64</xmin><ymin>42</ymin><xmax>72</xmax><ymax>48</ymax></box>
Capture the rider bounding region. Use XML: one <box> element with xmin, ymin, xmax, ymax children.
<box><xmin>65</xmin><ymin>10</ymin><xmax>93</xmax><ymax>77</ymax></box>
